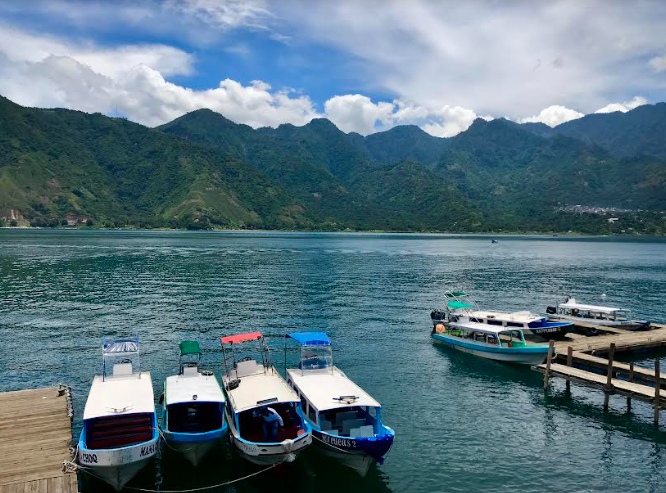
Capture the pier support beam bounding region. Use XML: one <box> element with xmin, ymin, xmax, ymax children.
<box><xmin>655</xmin><ymin>360</ymin><xmax>661</xmax><ymax>426</ymax></box>
<box><xmin>603</xmin><ymin>343</ymin><xmax>616</xmax><ymax>411</ymax></box>
<box><xmin>627</xmin><ymin>362</ymin><xmax>634</xmax><ymax>412</ymax></box>
<box><xmin>544</xmin><ymin>340</ymin><xmax>555</xmax><ymax>391</ymax></box>
<box><xmin>566</xmin><ymin>346</ymin><xmax>573</xmax><ymax>393</ymax></box>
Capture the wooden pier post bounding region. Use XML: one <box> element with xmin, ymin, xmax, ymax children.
<box><xmin>566</xmin><ymin>346</ymin><xmax>573</xmax><ymax>393</ymax></box>
<box><xmin>627</xmin><ymin>362</ymin><xmax>634</xmax><ymax>412</ymax></box>
<box><xmin>603</xmin><ymin>343</ymin><xmax>616</xmax><ymax>411</ymax></box>
<box><xmin>544</xmin><ymin>340</ymin><xmax>555</xmax><ymax>391</ymax></box>
<box><xmin>655</xmin><ymin>360</ymin><xmax>661</xmax><ymax>426</ymax></box>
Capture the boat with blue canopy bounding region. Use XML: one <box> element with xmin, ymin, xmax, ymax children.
<box><xmin>78</xmin><ymin>336</ymin><xmax>159</xmax><ymax>491</ymax></box>
<box><xmin>159</xmin><ymin>341</ymin><xmax>228</xmax><ymax>467</ymax></box>
<box><xmin>220</xmin><ymin>331</ymin><xmax>312</xmax><ymax>465</ymax></box>
<box><xmin>432</xmin><ymin>291</ymin><xmax>573</xmax><ymax>341</ymax></box>
<box><xmin>284</xmin><ymin>332</ymin><xmax>395</xmax><ymax>476</ymax></box>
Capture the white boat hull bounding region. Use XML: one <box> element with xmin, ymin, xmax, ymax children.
<box><xmin>314</xmin><ymin>440</ymin><xmax>375</xmax><ymax>476</ymax></box>
<box><xmin>84</xmin><ymin>456</ymin><xmax>153</xmax><ymax>491</ymax></box>
<box><xmin>228</xmin><ymin>430</ymin><xmax>311</xmax><ymax>465</ymax></box>
<box><xmin>166</xmin><ymin>439</ymin><xmax>216</xmax><ymax>467</ymax></box>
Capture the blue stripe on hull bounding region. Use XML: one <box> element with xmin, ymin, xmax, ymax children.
<box><xmin>431</xmin><ymin>333</ymin><xmax>549</xmax><ymax>365</ymax></box>
<box><xmin>312</xmin><ymin>428</ymin><xmax>394</xmax><ymax>463</ymax></box>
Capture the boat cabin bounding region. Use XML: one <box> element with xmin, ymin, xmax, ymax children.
<box><xmin>221</xmin><ymin>332</ymin><xmax>307</xmax><ymax>444</ymax></box>
<box><xmin>552</xmin><ymin>299</ymin><xmax>629</xmax><ymax>322</ymax></box>
<box><xmin>164</xmin><ymin>341</ymin><xmax>224</xmax><ymax>434</ymax></box>
<box><xmin>82</xmin><ymin>336</ymin><xmax>156</xmax><ymax>450</ymax></box>
<box><xmin>285</xmin><ymin>332</ymin><xmax>384</xmax><ymax>438</ymax></box>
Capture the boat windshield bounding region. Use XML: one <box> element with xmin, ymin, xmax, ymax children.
<box><xmin>299</xmin><ymin>346</ymin><xmax>332</xmax><ymax>371</ymax></box>
<box><xmin>102</xmin><ymin>336</ymin><xmax>140</xmax><ymax>380</ymax></box>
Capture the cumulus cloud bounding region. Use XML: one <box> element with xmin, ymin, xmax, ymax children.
<box><xmin>520</xmin><ymin>105</ymin><xmax>584</xmax><ymax>127</ymax></box>
<box><xmin>422</xmin><ymin>106</ymin><xmax>479</xmax><ymax>138</ymax></box>
<box><xmin>324</xmin><ymin>94</ymin><xmax>394</xmax><ymax>134</ymax></box>
<box><xmin>595</xmin><ymin>96</ymin><xmax>648</xmax><ymax>114</ymax></box>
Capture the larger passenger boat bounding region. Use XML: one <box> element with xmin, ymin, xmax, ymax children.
<box><xmin>431</xmin><ymin>291</ymin><xmax>573</xmax><ymax>341</ymax></box>
<box><xmin>78</xmin><ymin>337</ymin><xmax>159</xmax><ymax>491</ymax></box>
<box><xmin>284</xmin><ymin>332</ymin><xmax>395</xmax><ymax>476</ymax></box>
<box><xmin>546</xmin><ymin>297</ymin><xmax>650</xmax><ymax>331</ymax></box>
<box><xmin>159</xmin><ymin>341</ymin><xmax>228</xmax><ymax>467</ymax></box>
<box><xmin>220</xmin><ymin>331</ymin><xmax>312</xmax><ymax>465</ymax></box>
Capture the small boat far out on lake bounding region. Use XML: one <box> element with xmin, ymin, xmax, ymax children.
<box><xmin>159</xmin><ymin>340</ymin><xmax>228</xmax><ymax>467</ymax></box>
<box><xmin>284</xmin><ymin>332</ymin><xmax>395</xmax><ymax>476</ymax></box>
<box><xmin>78</xmin><ymin>336</ymin><xmax>159</xmax><ymax>491</ymax></box>
<box><xmin>220</xmin><ymin>331</ymin><xmax>312</xmax><ymax>465</ymax></box>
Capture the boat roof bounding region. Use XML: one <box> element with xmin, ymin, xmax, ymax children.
<box><xmin>83</xmin><ymin>372</ymin><xmax>155</xmax><ymax>420</ymax></box>
<box><xmin>286</xmin><ymin>332</ymin><xmax>331</xmax><ymax>346</ymax></box>
<box><xmin>447</xmin><ymin>301</ymin><xmax>474</xmax><ymax>309</ymax></box>
<box><xmin>445</xmin><ymin>291</ymin><xmax>468</xmax><ymax>298</ymax></box>
<box><xmin>287</xmin><ymin>367</ymin><xmax>380</xmax><ymax>412</ymax></box>
<box><xmin>221</xmin><ymin>331</ymin><xmax>263</xmax><ymax>345</ymax></box>
<box><xmin>559</xmin><ymin>299</ymin><xmax>623</xmax><ymax>313</ymax></box>
<box><xmin>449</xmin><ymin>321</ymin><xmax>520</xmax><ymax>335</ymax></box>
<box><xmin>102</xmin><ymin>336</ymin><xmax>139</xmax><ymax>355</ymax></box>
<box><xmin>223</xmin><ymin>371</ymin><xmax>298</xmax><ymax>413</ymax></box>
<box><xmin>165</xmin><ymin>373</ymin><xmax>224</xmax><ymax>406</ymax></box>
<box><xmin>179</xmin><ymin>340</ymin><xmax>201</xmax><ymax>356</ymax></box>
<box><xmin>471</xmin><ymin>310</ymin><xmax>543</xmax><ymax>323</ymax></box>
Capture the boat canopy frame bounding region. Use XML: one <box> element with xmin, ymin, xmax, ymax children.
<box><xmin>284</xmin><ymin>332</ymin><xmax>334</xmax><ymax>376</ymax></box>
<box><xmin>102</xmin><ymin>335</ymin><xmax>140</xmax><ymax>381</ymax></box>
<box><xmin>220</xmin><ymin>331</ymin><xmax>272</xmax><ymax>383</ymax></box>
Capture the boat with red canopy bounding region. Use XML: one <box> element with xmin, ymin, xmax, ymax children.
<box><xmin>220</xmin><ymin>331</ymin><xmax>312</xmax><ymax>465</ymax></box>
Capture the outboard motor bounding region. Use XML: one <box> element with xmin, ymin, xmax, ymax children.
<box><xmin>431</xmin><ymin>309</ymin><xmax>446</xmax><ymax>322</ymax></box>
<box><xmin>546</xmin><ymin>306</ymin><xmax>556</xmax><ymax>315</ymax></box>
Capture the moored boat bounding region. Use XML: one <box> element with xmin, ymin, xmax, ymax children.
<box><xmin>546</xmin><ymin>297</ymin><xmax>650</xmax><ymax>332</ymax></box>
<box><xmin>78</xmin><ymin>336</ymin><xmax>159</xmax><ymax>491</ymax></box>
<box><xmin>159</xmin><ymin>341</ymin><xmax>228</xmax><ymax>467</ymax></box>
<box><xmin>220</xmin><ymin>331</ymin><xmax>312</xmax><ymax>465</ymax></box>
<box><xmin>431</xmin><ymin>321</ymin><xmax>551</xmax><ymax>365</ymax></box>
<box><xmin>284</xmin><ymin>332</ymin><xmax>394</xmax><ymax>476</ymax></box>
<box><xmin>432</xmin><ymin>291</ymin><xmax>573</xmax><ymax>341</ymax></box>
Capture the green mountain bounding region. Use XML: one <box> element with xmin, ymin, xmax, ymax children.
<box><xmin>1</xmin><ymin>94</ymin><xmax>665</xmax><ymax>234</ymax></box>
<box><xmin>521</xmin><ymin>103</ymin><xmax>666</xmax><ymax>158</ymax></box>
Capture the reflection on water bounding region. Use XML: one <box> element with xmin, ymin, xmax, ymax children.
<box><xmin>1</xmin><ymin>230</ymin><xmax>666</xmax><ymax>493</ymax></box>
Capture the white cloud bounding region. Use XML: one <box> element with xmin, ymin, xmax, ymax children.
<box><xmin>324</xmin><ymin>94</ymin><xmax>394</xmax><ymax>134</ymax></box>
<box><xmin>595</xmin><ymin>96</ymin><xmax>648</xmax><ymax>114</ymax></box>
<box><xmin>520</xmin><ymin>105</ymin><xmax>584</xmax><ymax>127</ymax></box>
<box><xmin>165</xmin><ymin>0</ymin><xmax>271</xmax><ymax>30</ymax></box>
<box><xmin>272</xmin><ymin>0</ymin><xmax>666</xmax><ymax>117</ymax></box>
<box><xmin>649</xmin><ymin>52</ymin><xmax>666</xmax><ymax>72</ymax></box>
<box><xmin>422</xmin><ymin>105</ymin><xmax>478</xmax><ymax>137</ymax></box>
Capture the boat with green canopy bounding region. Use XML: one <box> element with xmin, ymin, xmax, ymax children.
<box><xmin>159</xmin><ymin>341</ymin><xmax>228</xmax><ymax>466</ymax></box>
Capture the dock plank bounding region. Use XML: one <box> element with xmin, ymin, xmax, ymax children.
<box><xmin>0</xmin><ymin>387</ymin><xmax>78</xmax><ymax>493</ymax></box>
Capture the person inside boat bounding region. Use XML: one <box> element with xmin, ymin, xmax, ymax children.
<box><xmin>253</xmin><ymin>406</ymin><xmax>284</xmax><ymax>442</ymax></box>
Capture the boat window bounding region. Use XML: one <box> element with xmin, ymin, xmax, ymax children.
<box><xmin>308</xmin><ymin>405</ymin><xmax>317</xmax><ymax>423</ymax></box>
<box><xmin>507</xmin><ymin>322</ymin><xmax>523</xmax><ymax>328</ymax></box>
<box><xmin>301</xmin><ymin>396</ymin><xmax>308</xmax><ymax>414</ymax></box>
<box><xmin>485</xmin><ymin>334</ymin><xmax>498</xmax><ymax>345</ymax></box>
<box><xmin>470</xmin><ymin>318</ymin><xmax>482</xmax><ymax>323</ymax></box>
<box><xmin>487</xmin><ymin>320</ymin><xmax>503</xmax><ymax>326</ymax></box>
<box><xmin>168</xmin><ymin>403</ymin><xmax>222</xmax><ymax>433</ymax></box>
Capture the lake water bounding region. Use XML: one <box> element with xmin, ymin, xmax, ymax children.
<box><xmin>1</xmin><ymin>230</ymin><xmax>666</xmax><ymax>493</ymax></box>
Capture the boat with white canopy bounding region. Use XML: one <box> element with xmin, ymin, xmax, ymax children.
<box><xmin>431</xmin><ymin>320</ymin><xmax>551</xmax><ymax>365</ymax></box>
<box><xmin>78</xmin><ymin>336</ymin><xmax>159</xmax><ymax>491</ymax></box>
<box><xmin>432</xmin><ymin>291</ymin><xmax>573</xmax><ymax>341</ymax></box>
<box><xmin>547</xmin><ymin>297</ymin><xmax>650</xmax><ymax>332</ymax></box>
<box><xmin>159</xmin><ymin>341</ymin><xmax>228</xmax><ymax>467</ymax></box>
<box><xmin>284</xmin><ymin>332</ymin><xmax>395</xmax><ymax>476</ymax></box>
<box><xmin>220</xmin><ymin>331</ymin><xmax>312</xmax><ymax>465</ymax></box>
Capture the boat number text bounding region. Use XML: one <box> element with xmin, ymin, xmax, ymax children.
<box><xmin>140</xmin><ymin>443</ymin><xmax>157</xmax><ymax>457</ymax></box>
<box><xmin>80</xmin><ymin>453</ymin><xmax>98</xmax><ymax>464</ymax></box>
<box><xmin>322</xmin><ymin>435</ymin><xmax>356</xmax><ymax>448</ymax></box>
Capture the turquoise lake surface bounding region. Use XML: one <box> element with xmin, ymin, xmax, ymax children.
<box><xmin>1</xmin><ymin>230</ymin><xmax>666</xmax><ymax>492</ymax></box>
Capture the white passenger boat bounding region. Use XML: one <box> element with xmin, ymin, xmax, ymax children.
<box><xmin>220</xmin><ymin>332</ymin><xmax>312</xmax><ymax>465</ymax></box>
<box><xmin>159</xmin><ymin>341</ymin><xmax>228</xmax><ymax>467</ymax></box>
<box><xmin>431</xmin><ymin>291</ymin><xmax>573</xmax><ymax>340</ymax></box>
<box><xmin>431</xmin><ymin>321</ymin><xmax>551</xmax><ymax>365</ymax></box>
<box><xmin>546</xmin><ymin>297</ymin><xmax>650</xmax><ymax>332</ymax></box>
<box><xmin>78</xmin><ymin>337</ymin><xmax>159</xmax><ymax>491</ymax></box>
<box><xmin>284</xmin><ymin>332</ymin><xmax>395</xmax><ymax>476</ymax></box>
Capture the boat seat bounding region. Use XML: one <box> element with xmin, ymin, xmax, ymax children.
<box><xmin>236</xmin><ymin>360</ymin><xmax>259</xmax><ymax>378</ymax></box>
<box><xmin>342</xmin><ymin>419</ymin><xmax>366</xmax><ymax>435</ymax></box>
<box><xmin>334</xmin><ymin>411</ymin><xmax>357</xmax><ymax>427</ymax></box>
<box><xmin>113</xmin><ymin>363</ymin><xmax>133</xmax><ymax>376</ymax></box>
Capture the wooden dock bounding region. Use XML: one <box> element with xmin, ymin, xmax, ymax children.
<box><xmin>535</xmin><ymin>323</ymin><xmax>666</xmax><ymax>424</ymax></box>
<box><xmin>0</xmin><ymin>386</ymin><xmax>79</xmax><ymax>493</ymax></box>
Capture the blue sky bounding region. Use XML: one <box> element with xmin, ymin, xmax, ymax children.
<box><xmin>0</xmin><ymin>0</ymin><xmax>665</xmax><ymax>136</ymax></box>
